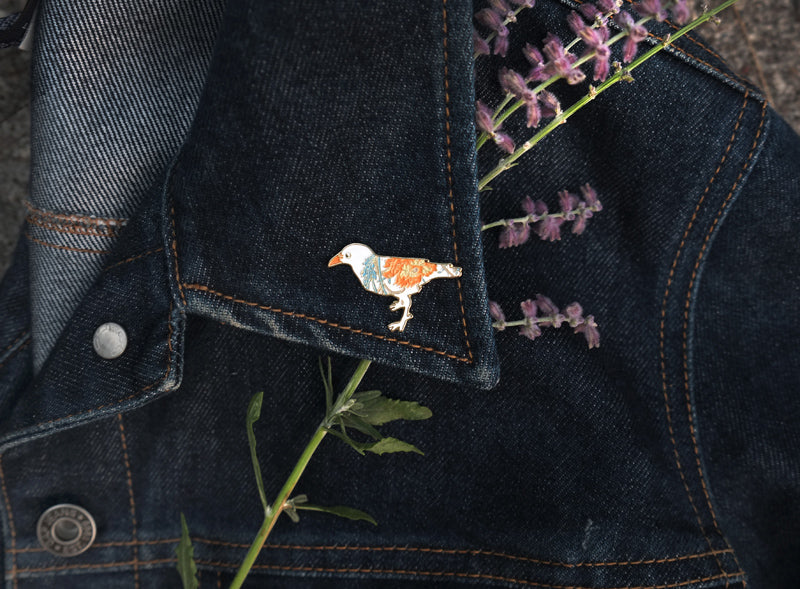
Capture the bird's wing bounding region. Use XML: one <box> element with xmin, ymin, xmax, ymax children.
<box><xmin>379</xmin><ymin>256</ymin><xmax>438</xmax><ymax>290</ymax></box>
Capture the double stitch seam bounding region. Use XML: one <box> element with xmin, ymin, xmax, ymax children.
<box><xmin>679</xmin><ymin>99</ymin><xmax>768</xmax><ymax>586</ymax></box>
<box><xmin>441</xmin><ymin>0</ymin><xmax>475</xmax><ymax>364</ymax></box>
<box><xmin>181</xmin><ymin>283</ymin><xmax>471</xmax><ymax>363</ymax></box>
<box><xmin>658</xmin><ymin>92</ymin><xmax>751</xmax><ymax>583</ymax></box>
<box><xmin>117</xmin><ymin>415</ymin><xmax>141</xmax><ymax>589</ymax></box>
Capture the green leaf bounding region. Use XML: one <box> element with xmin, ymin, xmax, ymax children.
<box><xmin>324</xmin><ymin>427</ymin><xmax>366</xmax><ymax>455</ymax></box>
<box><xmin>350</xmin><ymin>393</ymin><xmax>432</xmax><ymax>426</ymax></box>
<box><xmin>340</xmin><ymin>413</ymin><xmax>384</xmax><ymax>440</ymax></box>
<box><xmin>365</xmin><ymin>436</ymin><xmax>425</xmax><ymax>456</ymax></box>
<box><xmin>319</xmin><ymin>357</ymin><xmax>334</xmax><ymax>414</ymax></box>
<box><xmin>246</xmin><ymin>392</ymin><xmax>270</xmax><ymax>516</ymax></box>
<box><xmin>176</xmin><ymin>513</ymin><xmax>199</xmax><ymax>589</ymax></box>
<box><xmin>295</xmin><ymin>503</ymin><xmax>377</xmax><ymax>526</ymax></box>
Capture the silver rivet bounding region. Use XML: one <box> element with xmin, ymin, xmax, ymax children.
<box><xmin>37</xmin><ymin>504</ymin><xmax>97</xmax><ymax>557</ymax></box>
<box><xmin>92</xmin><ymin>322</ymin><xmax>127</xmax><ymax>359</ymax></box>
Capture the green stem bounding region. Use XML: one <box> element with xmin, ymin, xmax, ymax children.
<box><xmin>228</xmin><ymin>359</ymin><xmax>372</xmax><ymax>589</ymax></box>
<box><xmin>478</xmin><ymin>0</ymin><xmax>740</xmax><ymax>191</ymax></box>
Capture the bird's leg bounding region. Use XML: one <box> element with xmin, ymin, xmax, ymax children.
<box><xmin>388</xmin><ymin>295</ymin><xmax>413</xmax><ymax>332</ymax></box>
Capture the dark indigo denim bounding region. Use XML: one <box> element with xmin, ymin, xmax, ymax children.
<box><xmin>0</xmin><ymin>0</ymin><xmax>798</xmax><ymax>587</ymax></box>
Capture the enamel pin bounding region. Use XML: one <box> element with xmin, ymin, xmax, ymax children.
<box><xmin>328</xmin><ymin>243</ymin><xmax>463</xmax><ymax>332</ymax></box>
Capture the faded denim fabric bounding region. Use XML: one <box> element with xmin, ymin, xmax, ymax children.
<box><xmin>0</xmin><ymin>0</ymin><xmax>798</xmax><ymax>588</ymax></box>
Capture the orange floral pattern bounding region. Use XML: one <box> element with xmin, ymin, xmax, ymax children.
<box><xmin>381</xmin><ymin>257</ymin><xmax>438</xmax><ymax>289</ymax></box>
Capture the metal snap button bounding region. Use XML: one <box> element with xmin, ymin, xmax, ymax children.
<box><xmin>92</xmin><ymin>322</ymin><xmax>127</xmax><ymax>359</ymax></box>
<box><xmin>37</xmin><ymin>504</ymin><xmax>97</xmax><ymax>557</ymax></box>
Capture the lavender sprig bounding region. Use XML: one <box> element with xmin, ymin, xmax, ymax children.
<box><xmin>474</xmin><ymin>0</ymin><xmax>537</xmax><ymax>57</ymax></box>
<box><xmin>478</xmin><ymin>0</ymin><xmax>741</xmax><ymax>190</ymax></box>
<box><xmin>482</xmin><ymin>184</ymin><xmax>603</xmax><ymax>246</ymax></box>
<box><xmin>490</xmin><ymin>296</ymin><xmax>600</xmax><ymax>348</ymax></box>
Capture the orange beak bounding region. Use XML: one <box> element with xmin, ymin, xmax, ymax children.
<box><xmin>328</xmin><ymin>253</ymin><xmax>343</xmax><ymax>267</ymax></box>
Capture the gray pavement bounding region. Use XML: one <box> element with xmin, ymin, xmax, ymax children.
<box><xmin>1</xmin><ymin>1</ymin><xmax>799</xmax><ymax>276</ymax></box>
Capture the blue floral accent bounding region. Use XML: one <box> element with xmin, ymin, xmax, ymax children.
<box><xmin>360</xmin><ymin>254</ymin><xmax>387</xmax><ymax>294</ymax></box>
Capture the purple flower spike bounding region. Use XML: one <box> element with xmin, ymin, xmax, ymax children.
<box><xmin>476</xmin><ymin>8</ymin><xmax>509</xmax><ymax>36</ymax></box>
<box><xmin>538</xmin><ymin>91</ymin><xmax>561</xmax><ymax>117</ymax></box>
<box><xmin>567</xmin><ymin>11</ymin><xmax>587</xmax><ymax>35</ymax></box>
<box><xmin>537</xmin><ymin>215</ymin><xmax>564</xmax><ymax>241</ymax></box>
<box><xmin>521</xmin><ymin>298</ymin><xmax>538</xmax><ymax>319</ymax></box>
<box><xmin>571</xmin><ymin>209</ymin><xmax>593</xmax><ymax>235</ymax></box>
<box><xmin>596</xmin><ymin>0</ymin><xmax>620</xmax><ymax>14</ymax></box>
<box><xmin>564</xmin><ymin>302</ymin><xmax>584</xmax><ymax>324</ymax></box>
<box><xmin>526</xmin><ymin>99</ymin><xmax>541</xmax><ymax>128</ymax></box>
<box><xmin>489</xmin><ymin>0</ymin><xmax>516</xmax><ymax>20</ymax></box>
<box><xmin>635</xmin><ymin>0</ymin><xmax>668</xmax><ymax>21</ymax></box>
<box><xmin>617</xmin><ymin>12</ymin><xmax>648</xmax><ymax>62</ymax></box>
<box><xmin>593</xmin><ymin>44</ymin><xmax>611</xmax><ymax>81</ymax></box>
<box><xmin>575</xmin><ymin>315</ymin><xmax>601</xmax><ymax>348</ymax></box>
<box><xmin>559</xmin><ymin>190</ymin><xmax>579</xmax><ymax>220</ymax></box>
<box><xmin>521</xmin><ymin>195</ymin><xmax>539</xmax><ymax>216</ymax></box>
<box><xmin>580</xmin><ymin>183</ymin><xmax>602</xmax><ymax>210</ymax></box>
<box><xmin>580</xmin><ymin>4</ymin><xmax>603</xmax><ymax>21</ymax></box>
<box><xmin>494</xmin><ymin>32</ymin><xmax>510</xmax><ymax>57</ymax></box>
<box><xmin>510</xmin><ymin>0</ymin><xmax>535</xmax><ymax>7</ymax></box>
<box><xmin>474</xmin><ymin>29</ymin><xmax>491</xmax><ymax>56</ymax></box>
<box><xmin>495</xmin><ymin>132</ymin><xmax>516</xmax><ymax>154</ymax></box>
<box><xmin>670</xmin><ymin>0</ymin><xmax>690</xmax><ymax>25</ymax></box>
<box><xmin>535</xmin><ymin>294</ymin><xmax>560</xmax><ymax>316</ymax></box>
<box><xmin>499</xmin><ymin>221</ymin><xmax>531</xmax><ymax>248</ymax></box>
<box><xmin>476</xmin><ymin>100</ymin><xmax>495</xmax><ymax>134</ymax></box>
<box><xmin>489</xmin><ymin>301</ymin><xmax>507</xmax><ymax>326</ymax></box>
<box><xmin>520</xmin><ymin>322</ymin><xmax>543</xmax><ymax>340</ymax></box>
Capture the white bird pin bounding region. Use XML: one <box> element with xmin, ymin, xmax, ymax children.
<box><xmin>328</xmin><ymin>243</ymin><xmax>463</xmax><ymax>332</ymax></box>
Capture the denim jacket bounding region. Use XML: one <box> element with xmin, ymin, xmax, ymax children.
<box><xmin>0</xmin><ymin>0</ymin><xmax>798</xmax><ymax>587</ymax></box>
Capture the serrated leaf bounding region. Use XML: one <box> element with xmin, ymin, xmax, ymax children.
<box><xmin>324</xmin><ymin>427</ymin><xmax>366</xmax><ymax>455</ymax></box>
<box><xmin>340</xmin><ymin>413</ymin><xmax>383</xmax><ymax>440</ymax></box>
<box><xmin>350</xmin><ymin>394</ymin><xmax>432</xmax><ymax>426</ymax></box>
<box><xmin>246</xmin><ymin>392</ymin><xmax>270</xmax><ymax>515</ymax></box>
<box><xmin>365</xmin><ymin>436</ymin><xmax>425</xmax><ymax>456</ymax></box>
<box><xmin>176</xmin><ymin>513</ymin><xmax>199</xmax><ymax>589</ymax></box>
<box><xmin>295</xmin><ymin>503</ymin><xmax>377</xmax><ymax>526</ymax></box>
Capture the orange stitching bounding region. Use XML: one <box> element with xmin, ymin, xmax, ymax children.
<box><xmin>26</xmin><ymin>215</ymin><xmax>122</xmax><ymax>238</ymax></box>
<box><xmin>117</xmin><ymin>415</ymin><xmax>140</xmax><ymax>589</ymax></box>
<box><xmin>680</xmin><ymin>100</ymin><xmax>768</xmax><ymax>588</ymax></box>
<box><xmin>170</xmin><ymin>205</ymin><xmax>187</xmax><ymax>307</ymax></box>
<box><xmin>0</xmin><ymin>339</ymin><xmax>30</xmax><ymax>372</ymax></box>
<box><xmin>25</xmin><ymin>233</ymin><xmax>110</xmax><ymax>255</ymax></box>
<box><xmin>103</xmin><ymin>248</ymin><xmax>165</xmax><ymax>272</ymax></box>
<box><xmin>0</xmin><ymin>455</ymin><xmax>18</xmax><ymax>588</ymax></box>
<box><xmin>659</xmin><ymin>93</ymin><xmax>751</xmax><ymax>582</ymax></box>
<box><xmin>10</xmin><ymin>536</ymin><xmax>731</xmax><ymax>569</ymax></box>
<box><xmin>217</xmin><ymin>570</ymin><xmax>222</xmax><ymax>589</ymax></box>
<box><xmin>24</xmin><ymin>202</ymin><xmax>128</xmax><ymax>226</ymax></box>
<box><xmin>14</xmin><ymin>557</ymin><xmax>746</xmax><ymax>588</ymax></box>
<box><xmin>0</xmin><ymin>330</ymin><xmax>29</xmax><ymax>358</ymax></box>
<box><xmin>27</xmin><ymin>302</ymin><xmax>175</xmax><ymax>431</ymax></box>
<box><xmin>181</xmin><ymin>283</ymin><xmax>471</xmax><ymax>363</ymax></box>
<box><xmin>441</xmin><ymin>0</ymin><xmax>475</xmax><ymax>364</ymax></box>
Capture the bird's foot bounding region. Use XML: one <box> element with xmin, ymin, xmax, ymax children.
<box><xmin>389</xmin><ymin>300</ymin><xmax>404</xmax><ymax>311</ymax></box>
<box><xmin>388</xmin><ymin>312</ymin><xmax>413</xmax><ymax>332</ymax></box>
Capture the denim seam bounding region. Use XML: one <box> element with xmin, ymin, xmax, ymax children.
<box><xmin>13</xmin><ymin>558</ymin><xmax>745</xmax><ymax>588</ymax></box>
<box><xmin>0</xmin><ymin>340</ymin><xmax>29</xmax><ymax>374</ymax></box>
<box><xmin>0</xmin><ymin>455</ymin><xmax>18</xmax><ymax>589</ymax></box>
<box><xmin>25</xmin><ymin>216</ymin><xmax>122</xmax><ymax>238</ymax></box>
<box><xmin>169</xmin><ymin>205</ymin><xmax>188</xmax><ymax>308</ymax></box>
<box><xmin>658</xmin><ymin>92</ymin><xmax>750</xmax><ymax>582</ymax></box>
<box><xmin>441</xmin><ymin>0</ymin><xmax>475</xmax><ymax>363</ymax></box>
<box><xmin>23</xmin><ymin>202</ymin><xmax>128</xmax><ymax>226</ymax></box>
<box><xmin>182</xmin><ymin>283</ymin><xmax>472</xmax><ymax>363</ymax></box>
<box><xmin>102</xmin><ymin>248</ymin><xmax>165</xmax><ymax>273</ymax></box>
<box><xmin>0</xmin><ymin>331</ymin><xmax>30</xmax><ymax>370</ymax></box>
<box><xmin>21</xmin><ymin>301</ymin><xmax>176</xmax><ymax>432</ymax></box>
<box><xmin>8</xmin><ymin>537</ymin><xmax>733</xmax><ymax>567</ymax></box>
<box><xmin>216</xmin><ymin>570</ymin><xmax>222</xmax><ymax>588</ymax></box>
<box><xmin>116</xmin><ymin>414</ymin><xmax>141</xmax><ymax>589</ymax></box>
<box><xmin>24</xmin><ymin>233</ymin><xmax>110</xmax><ymax>256</ymax></box>
<box><xmin>679</xmin><ymin>99</ymin><xmax>769</xmax><ymax>586</ymax></box>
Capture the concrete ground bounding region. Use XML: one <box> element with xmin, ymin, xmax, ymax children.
<box><xmin>1</xmin><ymin>0</ymin><xmax>799</xmax><ymax>276</ymax></box>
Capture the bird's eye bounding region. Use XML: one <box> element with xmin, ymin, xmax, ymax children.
<box><xmin>344</xmin><ymin>252</ymin><xmax>351</xmax><ymax>258</ymax></box>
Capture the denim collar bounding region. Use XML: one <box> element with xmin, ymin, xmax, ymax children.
<box><xmin>0</xmin><ymin>0</ymin><xmax>499</xmax><ymax>449</ymax></box>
